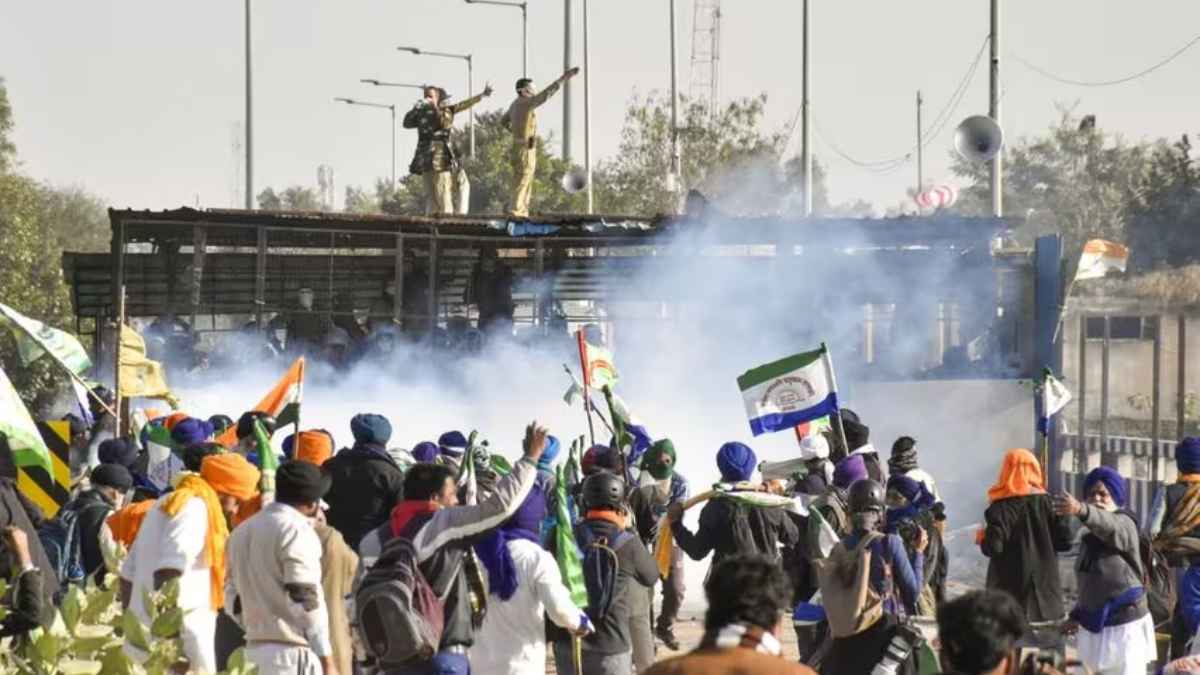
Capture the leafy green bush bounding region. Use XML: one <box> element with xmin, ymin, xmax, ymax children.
<box><xmin>0</xmin><ymin>578</ymin><xmax>256</xmax><ymax>675</ymax></box>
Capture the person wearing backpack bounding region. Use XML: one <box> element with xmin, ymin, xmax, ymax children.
<box><xmin>70</xmin><ymin>463</ymin><xmax>132</xmax><ymax>584</ymax></box>
<box><xmin>643</xmin><ymin>553</ymin><xmax>816</xmax><ymax>675</ymax></box>
<box><xmin>355</xmin><ymin>420</ymin><xmax>549</xmax><ymax>675</ymax></box>
<box><xmin>667</xmin><ymin>442</ymin><xmax>801</xmax><ymax>571</ymax></box>
<box><xmin>819</xmin><ymin>479</ymin><xmax>927</xmax><ymax>675</ymax></box>
<box><xmin>977</xmin><ymin>449</ymin><xmax>1072</xmax><ymax>624</ymax></box>
<box><xmin>628</xmin><ymin>438</ymin><xmax>690</xmax><ymax>652</ymax></box>
<box><xmin>549</xmin><ymin>470</ymin><xmax>659</xmax><ymax>675</ymax></box>
<box><xmin>1053</xmin><ymin>465</ymin><xmax>1155</xmax><ymax>675</ymax></box>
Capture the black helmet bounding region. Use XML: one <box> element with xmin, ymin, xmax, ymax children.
<box><xmin>208</xmin><ymin>414</ymin><xmax>235</xmax><ymax>434</ymax></box>
<box><xmin>581</xmin><ymin>471</ymin><xmax>625</xmax><ymax>511</ymax></box>
<box><xmin>847</xmin><ymin>479</ymin><xmax>886</xmax><ymax>514</ymax></box>
<box><xmin>237</xmin><ymin>411</ymin><xmax>278</xmax><ymax>440</ymax></box>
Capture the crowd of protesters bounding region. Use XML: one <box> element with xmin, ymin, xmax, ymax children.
<box><xmin>13</xmin><ymin>396</ymin><xmax>1200</xmax><ymax>675</ymax></box>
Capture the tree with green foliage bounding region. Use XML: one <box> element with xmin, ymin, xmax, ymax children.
<box><xmin>256</xmin><ymin>185</ymin><xmax>323</xmax><ymax>211</ymax></box>
<box><xmin>950</xmin><ymin>108</ymin><xmax>1155</xmax><ymax>257</ymax></box>
<box><xmin>1126</xmin><ymin>134</ymin><xmax>1200</xmax><ymax>269</ymax></box>
<box><xmin>593</xmin><ymin>93</ymin><xmax>833</xmax><ymax>216</ymax></box>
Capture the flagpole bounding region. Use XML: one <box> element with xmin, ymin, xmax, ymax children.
<box><xmin>575</xmin><ymin>330</ymin><xmax>597</xmax><ymax>446</ymax></box>
<box><xmin>562</xmin><ymin>363</ymin><xmax>614</xmax><ymax>435</ymax></box>
<box><xmin>820</xmin><ymin>342</ymin><xmax>851</xmax><ymax>459</ymax></box>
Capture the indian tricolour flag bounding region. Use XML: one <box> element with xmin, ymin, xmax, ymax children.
<box><xmin>737</xmin><ymin>346</ymin><xmax>839</xmax><ymax>437</ymax></box>
<box><xmin>1075</xmin><ymin>239</ymin><xmax>1129</xmax><ymax>281</ymax></box>
<box><xmin>215</xmin><ymin>357</ymin><xmax>305</xmax><ymax>448</ymax></box>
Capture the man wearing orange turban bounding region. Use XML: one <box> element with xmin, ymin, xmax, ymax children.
<box><xmin>119</xmin><ymin>453</ymin><xmax>260</xmax><ymax>672</ymax></box>
<box><xmin>295</xmin><ymin>430</ymin><xmax>334</xmax><ymax>467</ymax></box>
<box><xmin>978</xmin><ymin>448</ymin><xmax>1072</xmax><ymax>623</ymax></box>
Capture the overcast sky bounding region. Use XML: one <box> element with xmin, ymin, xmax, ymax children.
<box><xmin>3</xmin><ymin>1</ymin><xmax>1199</xmax><ymax>213</ymax></box>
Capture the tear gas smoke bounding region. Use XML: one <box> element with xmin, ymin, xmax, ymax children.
<box><xmin>165</xmin><ymin>213</ymin><xmax>1028</xmax><ymax>608</ymax></box>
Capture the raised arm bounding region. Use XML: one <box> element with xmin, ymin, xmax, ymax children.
<box><xmin>531</xmin><ymin>68</ymin><xmax>580</xmax><ymax>108</ymax></box>
<box><xmin>413</xmin><ymin>422</ymin><xmax>548</xmax><ymax>559</ymax></box>
<box><xmin>448</xmin><ymin>84</ymin><xmax>493</xmax><ymax>115</ymax></box>
<box><xmin>670</xmin><ymin>501</ymin><xmax>719</xmax><ymax>561</ymax></box>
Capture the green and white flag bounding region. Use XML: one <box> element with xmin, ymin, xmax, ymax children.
<box><xmin>0</xmin><ymin>302</ymin><xmax>92</xmax><ymax>374</ymax></box>
<box><xmin>0</xmin><ymin>365</ymin><xmax>53</xmax><ymax>476</ymax></box>
<box><xmin>554</xmin><ymin>464</ymin><xmax>588</xmax><ymax>608</ymax></box>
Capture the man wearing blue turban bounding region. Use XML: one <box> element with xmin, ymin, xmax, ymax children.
<box><xmin>666</xmin><ymin>442</ymin><xmax>800</xmax><ymax>581</ymax></box>
<box><xmin>1056</xmin><ymin>465</ymin><xmax>1154</xmax><ymax>675</ymax></box>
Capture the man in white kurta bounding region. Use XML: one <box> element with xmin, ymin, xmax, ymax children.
<box><xmin>120</xmin><ymin>453</ymin><xmax>261</xmax><ymax>673</ymax></box>
<box><xmin>225</xmin><ymin>461</ymin><xmax>338</xmax><ymax>675</ymax></box>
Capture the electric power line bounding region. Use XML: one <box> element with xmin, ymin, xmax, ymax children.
<box><xmin>1012</xmin><ymin>33</ymin><xmax>1200</xmax><ymax>87</ymax></box>
<box><xmin>812</xmin><ymin>35</ymin><xmax>989</xmax><ymax>174</ymax></box>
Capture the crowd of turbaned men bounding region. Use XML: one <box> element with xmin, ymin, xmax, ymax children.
<box><xmin>13</xmin><ymin>388</ymin><xmax>1200</xmax><ymax>675</ymax></box>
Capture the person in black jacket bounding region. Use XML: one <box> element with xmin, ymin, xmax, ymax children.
<box><xmin>0</xmin><ymin>526</ymin><xmax>46</xmax><ymax>639</ymax></box>
<box><xmin>550</xmin><ymin>471</ymin><xmax>659</xmax><ymax>675</ymax></box>
<box><xmin>667</xmin><ymin>442</ymin><xmax>801</xmax><ymax>573</ymax></box>
<box><xmin>324</xmin><ymin>413</ymin><xmax>404</xmax><ymax>551</ymax></box>
<box><xmin>73</xmin><ymin>463</ymin><xmax>132</xmax><ymax>583</ymax></box>
<box><xmin>979</xmin><ymin>448</ymin><xmax>1072</xmax><ymax>624</ymax></box>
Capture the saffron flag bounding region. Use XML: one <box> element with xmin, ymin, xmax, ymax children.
<box><xmin>119</xmin><ymin>325</ymin><xmax>179</xmax><ymax>407</ymax></box>
<box><xmin>554</xmin><ymin>464</ymin><xmax>588</xmax><ymax>607</ymax></box>
<box><xmin>737</xmin><ymin>346</ymin><xmax>839</xmax><ymax>436</ymax></box>
<box><xmin>1075</xmin><ymin>239</ymin><xmax>1129</xmax><ymax>281</ymax></box>
<box><xmin>577</xmin><ymin>332</ymin><xmax>618</xmax><ymax>389</ymax></box>
<box><xmin>0</xmin><ymin>302</ymin><xmax>92</xmax><ymax>375</ymax></box>
<box><xmin>215</xmin><ymin>357</ymin><xmax>304</xmax><ymax>448</ymax></box>
<box><xmin>0</xmin><ymin>365</ymin><xmax>54</xmax><ymax>477</ymax></box>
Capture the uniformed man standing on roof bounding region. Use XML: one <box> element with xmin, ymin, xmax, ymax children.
<box><xmin>503</xmin><ymin>68</ymin><xmax>580</xmax><ymax>218</ymax></box>
<box><xmin>404</xmin><ymin>84</ymin><xmax>493</xmax><ymax>215</ymax></box>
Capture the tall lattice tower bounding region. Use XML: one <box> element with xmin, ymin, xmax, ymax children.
<box><xmin>689</xmin><ymin>0</ymin><xmax>721</xmax><ymax>117</ymax></box>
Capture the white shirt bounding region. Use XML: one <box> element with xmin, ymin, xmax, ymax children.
<box><xmin>225</xmin><ymin>501</ymin><xmax>331</xmax><ymax>656</ymax></box>
<box><xmin>469</xmin><ymin>539</ymin><xmax>584</xmax><ymax>675</ymax></box>
<box><xmin>120</xmin><ymin>496</ymin><xmax>217</xmax><ymax>672</ymax></box>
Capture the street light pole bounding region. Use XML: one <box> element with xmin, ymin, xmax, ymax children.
<box><xmin>334</xmin><ymin>98</ymin><xmax>397</xmax><ymax>188</ymax></box>
<box><xmin>397</xmin><ymin>47</ymin><xmax>476</xmax><ymax>158</ymax></box>
<box><xmin>669</xmin><ymin>0</ymin><xmax>681</xmax><ymax>199</ymax></box>
<box><xmin>801</xmin><ymin>0</ymin><xmax>812</xmax><ymax>217</ymax></box>
<box><xmin>583</xmin><ymin>0</ymin><xmax>593</xmax><ymax>213</ymax></box>
<box><xmin>464</xmin><ymin>0</ymin><xmax>528</xmax><ymax>77</ymax></box>
<box><xmin>245</xmin><ymin>0</ymin><xmax>253</xmax><ymax>209</ymax></box>
<box><xmin>989</xmin><ymin>0</ymin><xmax>1003</xmax><ymax>217</ymax></box>
<box><xmin>563</xmin><ymin>0</ymin><xmax>573</xmax><ymax>162</ymax></box>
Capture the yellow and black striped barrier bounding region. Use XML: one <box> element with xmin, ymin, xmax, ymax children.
<box><xmin>15</xmin><ymin>420</ymin><xmax>72</xmax><ymax>518</ymax></box>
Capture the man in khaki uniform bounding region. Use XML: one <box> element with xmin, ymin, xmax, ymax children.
<box><xmin>503</xmin><ymin>68</ymin><xmax>580</xmax><ymax>218</ymax></box>
<box><xmin>404</xmin><ymin>84</ymin><xmax>493</xmax><ymax>215</ymax></box>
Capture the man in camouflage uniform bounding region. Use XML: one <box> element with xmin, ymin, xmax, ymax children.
<box><xmin>404</xmin><ymin>84</ymin><xmax>493</xmax><ymax>215</ymax></box>
<box><xmin>502</xmin><ymin>68</ymin><xmax>580</xmax><ymax>218</ymax></box>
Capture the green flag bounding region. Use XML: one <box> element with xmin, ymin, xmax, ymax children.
<box><xmin>254</xmin><ymin>419</ymin><xmax>278</xmax><ymax>497</ymax></box>
<box><xmin>554</xmin><ymin>464</ymin><xmax>588</xmax><ymax>608</ymax></box>
<box><xmin>0</xmin><ymin>366</ymin><xmax>53</xmax><ymax>476</ymax></box>
<box><xmin>0</xmin><ymin>302</ymin><xmax>92</xmax><ymax>375</ymax></box>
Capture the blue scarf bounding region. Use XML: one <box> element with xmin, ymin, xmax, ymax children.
<box><xmin>1070</xmin><ymin>586</ymin><xmax>1145</xmax><ymax>633</ymax></box>
<box><xmin>885</xmin><ymin>474</ymin><xmax>937</xmax><ymax>533</ymax></box>
<box><xmin>473</xmin><ymin>486</ymin><xmax>547</xmax><ymax>601</ymax></box>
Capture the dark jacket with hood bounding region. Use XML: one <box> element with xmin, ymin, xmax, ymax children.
<box><xmin>0</xmin><ymin>477</ymin><xmax>55</xmax><ymax>637</ymax></box>
<box><xmin>324</xmin><ymin>443</ymin><xmax>404</xmax><ymax>550</ymax></box>
<box><xmin>70</xmin><ymin>488</ymin><xmax>119</xmax><ymax>582</ymax></box>
<box><xmin>981</xmin><ymin>493</ymin><xmax>1072</xmax><ymax>622</ymax></box>
<box><xmin>672</xmin><ymin>493</ymin><xmax>801</xmax><ymax>571</ymax></box>
<box><xmin>547</xmin><ymin>516</ymin><xmax>659</xmax><ymax>655</ymax></box>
